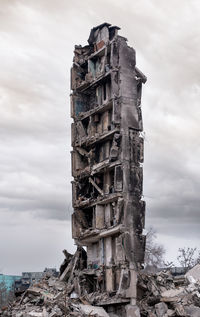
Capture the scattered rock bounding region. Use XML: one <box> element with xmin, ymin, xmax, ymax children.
<box><xmin>155</xmin><ymin>302</ymin><xmax>168</xmax><ymax>317</ymax></box>
<box><xmin>185</xmin><ymin>264</ymin><xmax>200</xmax><ymax>283</ymax></box>
<box><xmin>78</xmin><ymin>304</ymin><xmax>109</xmax><ymax>317</ymax></box>
<box><xmin>138</xmin><ymin>268</ymin><xmax>200</xmax><ymax>317</ymax></box>
<box><xmin>185</xmin><ymin>305</ymin><xmax>200</xmax><ymax>317</ymax></box>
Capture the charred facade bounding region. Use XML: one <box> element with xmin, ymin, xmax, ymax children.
<box><xmin>70</xmin><ymin>23</ymin><xmax>147</xmax><ymax>316</ymax></box>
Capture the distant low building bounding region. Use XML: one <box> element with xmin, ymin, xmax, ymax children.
<box><xmin>0</xmin><ymin>274</ymin><xmax>21</xmax><ymax>292</ymax></box>
<box><xmin>144</xmin><ymin>266</ymin><xmax>187</xmax><ymax>275</ymax></box>
<box><xmin>0</xmin><ymin>274</ymin><xmax>21</xmax><ymax>305</ymax></box>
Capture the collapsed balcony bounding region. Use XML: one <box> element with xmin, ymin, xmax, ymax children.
<box><xmin>72</xmin><ymin>197</ymin><xmax>124</xmax><ymax>239</ymax></box>
<box><xmin>75</xmin><ymin>169</ymin><xmax>114</xmax><ymax>200</ymax></box>
<box><xmin>72</xmin><ymin>162</ymin><xmax>126</xmax><ymax>206</ymax></box>
<box><xmin>71</xmin><ymin>132</ymin><xmax>121</xmax><ymax>179</ymax></box>
<box><xmin>71</xmin><ymin>75</ymin><xmax>113</xmax><ymax>118</ymax></box>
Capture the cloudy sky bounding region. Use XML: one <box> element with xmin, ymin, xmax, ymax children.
<box><xmin>0</xmin><ymin>0</ymin><xmax>200</xmax><ymax>275</ymax></box>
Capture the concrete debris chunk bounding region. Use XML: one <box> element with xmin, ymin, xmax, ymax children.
<box><xmin>27</xmin><ymin>287</ymin><xmax>54</xmax><ymax>300</ymax></box>
<box><xmin>185</xmin><ymin>264</ymin><xmax>200</xmax><ymax>284</ymax></box>
<box><xmin>155</xmin><ymin>302</ymin><xmax>168</xmax><ymax>317</ymax></box>
<box><xmin>78</xmin><ymin>304</ymin><xmax>110</xmax><ymax>317</ymax></box>
<box><xmin>125</xmin><ymin>304</ymin><xmax>141</xmax><ymax>317</ymax></box>
<box><xmin>166</xmin><ymin>309</ymin><xmax>175</xmax><ymax>316</ymax></box>
<box><xmin>161</xmin><ymin>287</ymin><xmax>185</xmax><ymax>298</ymax></box>
<box><xmin>26</xmin><ymin>313</ymin><xmax>43</xmax><ymax>317</ymax></box>
<box><xmin>184</xmin><ymin>305</ymin><xmax>200</xmax><ymax>317</ymax></box>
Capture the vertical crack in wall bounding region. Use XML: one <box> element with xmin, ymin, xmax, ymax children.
<box><xmin>70</xmin><ymin>23</ymin><xmax>147</xmax><ymax>316</ymax></box>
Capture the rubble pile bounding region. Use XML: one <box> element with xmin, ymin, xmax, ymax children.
<box><xmin>1</xmin><ymin>255</ymin><xmax>200</xmax><ymax>317</ymax></box>
<box><xmin>1</xmin><ymin>248</ymin><xmax>111</xmax><ymax>317</ymax></box>
<box><xmin>138</xmin><ymin>265</ymin><xmax>200</xmax><ymax>317</ymax></box>
<box><xmin>1</xmin><ymin>274</ymin><xmax>109</xmax><ymax>317</ymax></box>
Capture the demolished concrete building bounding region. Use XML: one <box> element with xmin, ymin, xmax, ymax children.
<box><xmin>3</xmin><ymin>23</ymin><xmax>200</xmax><ymax>317</ymax></box>
<box><xmin>70</xmin><ymin>23</ymin><xmax>147</xmax><ymax>316</ymax></box>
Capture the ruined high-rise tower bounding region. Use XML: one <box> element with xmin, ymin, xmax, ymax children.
<box><xmin>70</xmin><ymin>23</ymin><xmax>146</xmax><ymax>316</ymax></box>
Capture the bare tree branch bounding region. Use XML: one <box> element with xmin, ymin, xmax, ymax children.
<box><xmin>144</xmin><ymin>227</ymin><xmax>165</xmax><ymax>269</ymax></box>
<box><xmin>177</xmin><ymin>247</ymin><xmax>197</xmax><ymax>272</ymax></box>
